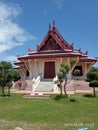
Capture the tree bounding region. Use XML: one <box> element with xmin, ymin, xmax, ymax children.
<box><xmin>86</xmin><ymin>67</ymin><xmax>98</xmax><ymax>97</ymax></box>
<box><xmin>57</xmin><ymin>63</ymin><xmax>70</xmax><ymax>97</ymax></box>
<box><xmin>86</xmin><ymin>72</ymin><xmax>98</xmax><ymax>82</ymax></box>
<box><xmin>89</xmin><ymin>80</ymin><xmax>98</xmax><ymax>97</ymax></box>
<box><xmin>6</xmin><ymin>70</ymin><xmax>20</xmax><ymax>95</ymax></box>
<box><xmin>70</xmin><ymin>58</ymin><xmax>76</xmax><ymax>67</ymax></box>
<box><xmin>73</xmin><ymin>69</ymin><xmax>81</xmax><ymax>76</ymax></box>
<box><xmin>0</xmin><ymin>61</ymin><xmax>20</xmax><ymax>96</ymax></box>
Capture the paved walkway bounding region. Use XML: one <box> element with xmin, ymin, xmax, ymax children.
<box><xmin>11</xmin><ymin>87</ymin><xmax>93</xmax><ymax>95</ymax></box>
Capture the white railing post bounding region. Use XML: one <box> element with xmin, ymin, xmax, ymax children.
<box><xmin>32</xmin><ymin>76</ymin><xmax>40</xmax><ymax>93</ymax></box>
<box><xmin>53</xmin><ymin>76</ymin><xmax>59</xmax><ymax>93</ymax></box>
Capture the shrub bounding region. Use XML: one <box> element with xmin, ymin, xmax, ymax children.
<box><xmin>73</xmin><ymin>69</ymin><xmax>81</xmax><ymax>76</ymax></box>
<box><xmin>86</xmin><ymin>72</ymin><xmax>98</xmax><ymax>81</ymax></box>
<box><xmin>70</xmin><ymin>58</ymin><xmax>76</xmax><ymax>66</ymax></box>
<box><xmin>89</xmin><ymin>80</ymin><xmax>98</xmax><ymax>87</ymax></box>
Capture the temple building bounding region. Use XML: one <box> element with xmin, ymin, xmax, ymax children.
<box><xmin>14</xmin><ymin>22</ymin><xmax>97</xmax><ymax>83</ymax></box>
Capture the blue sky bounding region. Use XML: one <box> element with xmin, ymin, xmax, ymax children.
<box><xmin>0</xmin><ymin>0</ymin><xmax>98</xmax><ymax>66</ymax></box>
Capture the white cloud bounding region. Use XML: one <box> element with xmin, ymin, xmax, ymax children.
<box><xmin>0</xmin><ymin>44</ymin><xmax>10</xmax><ymax>53</ymax></box>
<box><xmin>0</xmin><ymin>2</ymin><xmax>20</xmax><ymax>22</ymax></box>
<box><xmin>0</xmin><ymin>53</ymin><xmax>18</xmax><ymax>63</ymax></box>
<box><xmin>0</xmin><ymin>2</ymin><xmax>37</xmax><ymax>54</ymax></box>
<box><xmin>54</xmin><ymin>0</ymin><xmax>65</xmax><ymax>10</ymax></box>
<box><xmin>4</xmin><ymin>55</ymin><xmax>17</xmax><ymax>62</ymax></box>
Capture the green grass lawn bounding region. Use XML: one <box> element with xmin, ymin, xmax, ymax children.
<box><xmin>0</xmin><ymin>92</ymin><xmax>98</xmax><ymax>130</ymax></box>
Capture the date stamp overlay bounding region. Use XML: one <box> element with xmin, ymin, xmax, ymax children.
<box><xmin>64</xmin><ymin>122</ymin><xmax>94</xmax><ymax>129</ymax></box>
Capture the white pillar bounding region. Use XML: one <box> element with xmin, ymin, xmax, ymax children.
<box><xmin>84</xmin><ymin>62</ymin><xmax>87</xmax><ymax>79</ymax></box>
<box><xmin>28</xmin><ymin>60</ymin><xmax>33</xmax><ymax>80</ymax></box>
<box><xmin>68</xmin><ymin>57</ymin><xmax>70</xmax><ymax>65</ymax></box>
<box><xmin>34</xmin><ymin>59</ymin><xmax>38</xmax><ymax>77</ymax></box>
<box><xmin>60</xmin><ymin>57</ymin><xmax>63</xmax><ymax>64</ymax></box>
<box><xmin>67</xmin><ymin>57</ymin><xmax>71</xmax><ymax>79</ymax></box>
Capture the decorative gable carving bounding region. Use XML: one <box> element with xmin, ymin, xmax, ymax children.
<box><xmin>37</xmin><ymin>22</ymin><xmax>73</xmax><ymax>52</ymax></box>
<box><xmin>40</xmin><ymin>37</ymin><xmax>62</xmax><ymax>51</ymax></box>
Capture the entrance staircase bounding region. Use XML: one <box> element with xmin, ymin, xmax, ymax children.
<box><xmin>35</xmin><ymin>80</ymin><xmax>54</xmax><ymax>92</ymax></box>
<box><xmin>13</xmin><ymin>79</ymin><xmax>92</xmax><ymax>94</ymax></box>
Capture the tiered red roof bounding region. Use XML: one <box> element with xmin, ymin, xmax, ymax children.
<box><xmin>14</xmin><ymin>21</ymin><xmax>97</xmax><ymax>65</ymax></box>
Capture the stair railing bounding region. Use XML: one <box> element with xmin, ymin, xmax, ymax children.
<box><xmin>32</xmin><ymin>76</ymin><xmax>40</xmax><ymax>92</ymax></box>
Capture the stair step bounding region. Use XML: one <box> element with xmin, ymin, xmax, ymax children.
<box><xmin>35</xmin><ymin>81</ymin><xmax>54</xmax><ymax>92</ymax></box>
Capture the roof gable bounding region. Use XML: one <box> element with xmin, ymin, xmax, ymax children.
<box><xmin>37</xmin><ymin>22</ymin><xmax>73</xmax><ymax>51</ymax></box>
<box><xmin>39</xmin><ymin>36</ymin><xmax>62</xmax><ymax>51</ymax></box>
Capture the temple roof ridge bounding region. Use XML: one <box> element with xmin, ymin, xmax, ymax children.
<box><xmin>49</xmin><ymin>20</ymin><xmax>56</xmax><ymax>30</ymax></box>
<box><xmin>37</xmin><ymin>21</ymin><xmax>72</xmax><ymax>51</ymax></box>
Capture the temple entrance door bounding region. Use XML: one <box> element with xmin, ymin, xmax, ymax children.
<box><xmin>44</xmin><ymin>61</ymin><xmax>55</xmax><ymax>78</ymax></box>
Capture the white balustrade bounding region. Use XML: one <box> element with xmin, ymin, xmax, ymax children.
<box><xmin>32</xmin><ymin>76</ymin><xmax>40</xmax><ymax>92</ymax></box>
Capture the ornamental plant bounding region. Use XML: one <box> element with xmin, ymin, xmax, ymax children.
<box><xmin>57</xmin><ymin>63</ymin><xmax>70</xmax><ymax>97</ymax></box>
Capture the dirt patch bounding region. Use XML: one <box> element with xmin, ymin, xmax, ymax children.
<box><xmin>0</xmin><ymin>119</ymin><xmax>58</xmax><ymax>130</ymax></box>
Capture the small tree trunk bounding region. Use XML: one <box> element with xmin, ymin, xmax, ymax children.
<box><xmin>64</xmin><ymin>75</ymin><xmax>67</xmax><ymax>97</ymax></box>
<box><xmin>93</xmin><ymin>87</ymin><xmax>96</xmax><ymax>97</ymax></box>
<box><xmin>7</xmin><ymin>86</ymin><xmax>10</xmax><ymax>96</ymax></box>
<box><xmin>57</xmin><ymin>82</ymin><xmax>63</xmax><ymax>95</ymax></box>
<box><xmin>64</xmin><ymin>84</ymin><xmax>67</xmax><ymax>97</ymax></box>
<box><xmin>1</xmin><ymin>86</ymin><xmax>5</xmax><ymax>96</ymax></box>
<box><xmin>60</xmin><ymin>83</ymin><xmax>62</xmax><ymax>95</ymax></box>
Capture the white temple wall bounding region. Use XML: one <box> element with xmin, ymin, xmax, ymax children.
<box><xmin>36</xmin><ymin>58</ymin><xmax>63</xmax><ymax>79</ymax></box>
<box><xmin>20</xmin><ymin>57</ymin><xmax>93</xmax><ymax>81</ymax></box>
<box><xmin>37</xmin><ymin>59</ymin><xmax>44</xmax><ymax>79</ymax></box>
<box><xmin>82</xmin><ymin>62</ymin><xmax>87</xmax><ymax>79</ymax></box>
<box><xmin>20</xmin><ymin>67</ymin><xmax>27</xmax><ymax>80</ymax></box>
